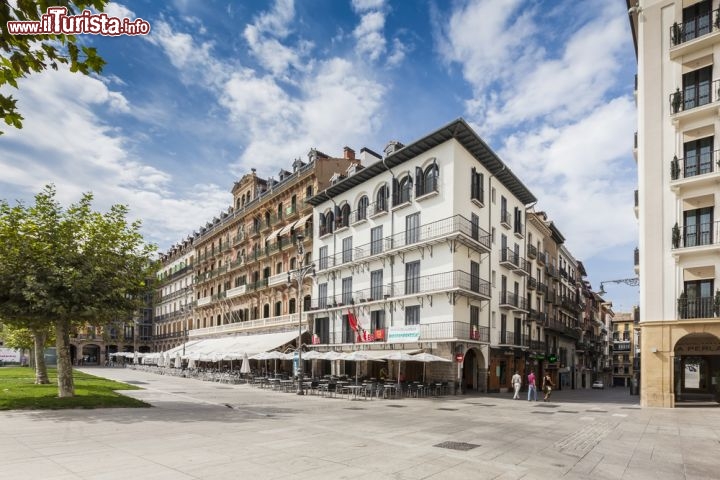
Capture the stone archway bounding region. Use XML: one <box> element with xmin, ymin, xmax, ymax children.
<box><xmin>462</xmin><ymin>347</ymin><xmax>486</xmax><ymax>392</ymax></box>
<box><xmin>673</xmin><ymin>332</ymin><xmax>720</xmax><ymax>404</ymax></box>
<box><xmin>81</xmin><ymin>344</ymin><xmax>101</xmax><ymax>365</ymax></box>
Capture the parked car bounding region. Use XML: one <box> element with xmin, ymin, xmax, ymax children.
<box><xmin>591</xmin><ymin>380</ymin><xmax>604</xmax><ymax>389</ymax></box>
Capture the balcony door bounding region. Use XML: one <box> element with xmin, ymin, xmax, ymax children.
<box><xmin>684</xmin><ymin>137</ymin><xmax>714</xmax><ymax>178</ymax></box>
<box><xmin>683</xmin><ymin>207</ymin><xmax>713</xmax><ymax>247</ymax></box>
<box><xmin>683</xmin><ymin>0</ymin><xmax>712</xmax><ymax>43</ymax></box>
<box><xmin>684</xmin><ymin>279</ymin><xmax>714</xmax><ymax>319</ymax></box>
<box><xmin>683</xmin><ymin>66</ymin><xmax>712</xmax><ymax>110</ymax></box>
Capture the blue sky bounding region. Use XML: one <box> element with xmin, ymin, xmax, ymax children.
<box><xmin>0</xmin><ymin>0</ymin><xmax>639</xmax><ymax>311</ymax></box>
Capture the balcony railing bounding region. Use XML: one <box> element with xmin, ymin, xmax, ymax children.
<box><xmin>527</xmin><ymin>277</ymin><xmax>537</xmax><ymax>290</ymax></box>
<box><xmin>499</xmin><ymin>291</ymin><xmax>528</xmax><ymax>311</ymax></box>
<box><xmin>308</xmin><ymin>270</ymin><xmax>490</xmax><ymax>310</ymax></box>
<box><xmin>536</xmin><ymin>251</ymin><xmax>546</xmax><ymax>265</ymax></box>
<box><xmin>677</xmin><ymin>296</ymin><xmax>718</xmax><ymax>319</ymax></box>
<box><xmin>669</xmin><ymin>80</ymin><xmax>720</xmax><ymax>114</ymax></box>
<box><xmin>317</xmin><ymin>215</ymin><xmax>491</xmax><ymax>271</ymax></box>
<box><xmin>500</xmin><ymin>247</ymin><xmax>519</xmax><ymax>269</ymax></box>
<box><xmin>669</xmin><ymin>9</ymin><xmax>720</xmax><ymax>46</ymax></box>
<box><xmin>500</xmin><ymin>210</ymin><xmax>511</xmax><ymax>228</ymax></box>
<box><xmin>672</xmin><ymin>221</ymin><xmax>720</xmax><ymax>249</ymax></box>
<box><xmin>189</xmin><ymin>313</ymin><xmax>309</xmax><ymax>338</ymax></box>
<box><xmin>313</xmin><ymin>321</ymin><xmax>489</xmax><ymax>345</ymax></box>
<box><xmin>670</xmin><ymin>150</ymin><xmax>720</xmax><ymax>181</ymax></box>
<box><xmin>527</xmin><ymin>244</ymin><xmax>537</xmax><ymax>259</ymax></box>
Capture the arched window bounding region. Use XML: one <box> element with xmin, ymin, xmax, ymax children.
<box><xmin>322</xmin><ymin>211</ymin><xmax>334</xmax><ymax>235</ymax></box>
<box><xmin>424</xmin><ymin>162</ymin><xmax>439</xmax><ymax>195</ymax></box>
<box><xmin>289</xmin><ymin>298</ymin><xmax>297</xmax><ymax>314</ymax></box>
<box><xmin>339</xmin><ymin>204</ymin><xmax>351</xmax><ymax>228</ymax></box>
<box><xmin>264</xmin><ymin>211</ymin><xmax>271</xmax><ymax>228</ymax></box>
<box><xmin>274</xmin><ymin>301</ymin><xmax>282</xmax><ymax>316</ymax></box>
<box><xmin>357</xmin><ymin>195</ymin><xmax>369</xmax><ymax>221</ymax></box>
<box><xmin>290</xmin><ymin>194</ymin><xmax>297</xmax><ymax>213</ymax></box>
<box><xmin>277</xmin><ymin>203</ymin><xmax>283</xmax><ymax>220</ymax></box>
<box><xmin>290</xmin><ymin>257</ymin><xmax>297</xmax><ymax>270</ymax></box>
<box><xmin>263</xmin><ymin>304</ymin><xmax>270</xmax><ymax>318</ymax></box>
<box><xmin>376</xmin><ymin>185</ymin><xmax>388</xmax><ymax>212</ymax></box>
<box><xmin>395</xmin><ymin>175</ymin><xmax>412</xmax><ymax>205</ymax></box>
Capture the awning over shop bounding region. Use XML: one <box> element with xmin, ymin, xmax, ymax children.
<box><xmin>164</xmin><ymin>330</ymin><xmax>305</xmax><ymax>359</ymax></box>
<box><xmin>277</xmin><ymin>221</ymin><xmax>297</xmax><ymax>237</ymax></box>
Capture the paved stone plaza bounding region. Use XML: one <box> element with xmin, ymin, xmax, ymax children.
<box><xmin>1</xmin><ymin>367</ymin><xmax>718</xmax><ymax>480</ymax></box>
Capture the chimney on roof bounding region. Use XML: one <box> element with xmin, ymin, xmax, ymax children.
<box><xmin>343</xmin><ymin>146</ymin><xmax>355</xmax><ymax>160</ymax></box>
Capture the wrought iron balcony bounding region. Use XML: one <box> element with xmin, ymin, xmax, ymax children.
<box><xmin>317</xmin><ymin>215</ymin><xmax>491</xmax><ymax>271</ymax></box>
<box><xmin>670</xmin><ymin>150</ymin><xmax>720</xmax><ymax>181</ymax></box>
<box><xmin>669</xmin><ymin>80</ymin><xmax>720</xmax><ymax>115</ymax></box>
<box><xmin>500</xmin><ymin>210</ymin><xmax>511</xmax><ymax>229</ymax></box>
<box><xmin>671</xmin><ymin>221</ymin><xmax>720</xmax><ymax>249</ymax></box>
<box><xmin>677</xmin><ymin>296</ymin><xmax>718</xmax><ymax>319</ymax></box>
<box><xmin>499</xmin><ymin>291</ymin><xmax>528</xmax><ymax>311</ymax></box>
<box><xmin>308</xmin><ymin>270</ymin><xmax>491</xmax><ymax>310</ymax></box>
<box><xmin>527</xmin><ymin>276</ymin><xmax>537</xmax><ymax>290</ymax></box>
<box><xmin>669</xmin><ymin>9</ymin><xmax>720</xmax><ymax>47</ymax></box>
<box><xmin>527</xmin><ymin>244</ymin><xmax>537</xmax><ymax>259</ymax></box>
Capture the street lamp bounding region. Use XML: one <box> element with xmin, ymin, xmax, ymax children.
<box><xmin>597</xmin><ymin>277</ymin><xmax>639</xmax><ymax>296</ymax></box>
<box><xmin>286</xmin><ymin>233</ymin><xmax>316</xmax><ymax>395</ymax></box>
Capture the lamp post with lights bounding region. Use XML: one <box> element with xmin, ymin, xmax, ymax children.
<box><xmin>286</xmin><ymin>233</ymin><xmax>315</xmax><ymax>395</ymax></box>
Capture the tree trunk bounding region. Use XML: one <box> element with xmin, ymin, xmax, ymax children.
<box><xmin>32</xmin><ymin>328</ymin><xmax>49</xmax><ymax>384</ymax></box>
<box><xmin>55</xmin><ymin>318</ymin><xmax>75</xmax><ymax>397</ymax></box>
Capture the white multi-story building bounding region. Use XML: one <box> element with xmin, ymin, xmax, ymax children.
<box><xmin>306</xmin><ymin>119</ymin><xmax>560</xmax><ymax>393</ymax></box>
<box><xmin>629</xmin><ymin>0</ymin><xmax>720</xmax><ymax>406</ymax></box>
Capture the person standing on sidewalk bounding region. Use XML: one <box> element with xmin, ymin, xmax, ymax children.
<box><xmin>542</xmin><ymin>373</ymin><xmax>554</xmax><ymax>402</ymax></box>
<box><xmin>511</xmin><ymin>371</ymin><xmax>522</xmax><ymax>399</ymax></box>
<box><xmin>527</xmin><ymin>371</ymin><xmax>537</xmax><ymax>401</ymax></box>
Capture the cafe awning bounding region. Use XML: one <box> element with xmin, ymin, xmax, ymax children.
<box><xmin>164</xmin><ymin>330</ymin><xmax>305</xmax><ymax>359</ymax></box>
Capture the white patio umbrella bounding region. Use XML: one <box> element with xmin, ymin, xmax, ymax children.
<box><xmin>321</xmin><ymin>351</ymin><xmax>344</xmax><ymax>377</ymax></box>
<box><xmin>302</xmin><ymin>350</ymin><xmax>324</xmax><ymax>378</ymax></box>
<box><xmin>341</xmin><ymin>351</ymin><xmax>385</xmax><ymax>384</ymax></box>
<box><xmin>133</xmin><ymin>352</ymin><xmax>138</xmax><ymax>365</ymax></box>
<box><xmin>164</xmin><ymin>352</ymin><xmax>172</xmax><ymax>368</ymax></box>
<box><xmin>187</xmin><ymin>357</ymin><xmax>197</xmax><ymax>370</ymax></box>
<box><xmin>411</xmin><ymin>352</ymin><xmax>452</xmax><ymax>383</ymax></box>
<box><xmin>380</xmin><ymin>351</ymin><xmax>416</xmax><ymax>387</ymax></box>
<box><xmin>240</xmin><ymin>352</ymin><xmax>251</xmax><ymax>375</ymax></box>
<box><xmin>174</xmin><ymin>352</ymin><xmax>182</xmax><ymax>369</ymax></box>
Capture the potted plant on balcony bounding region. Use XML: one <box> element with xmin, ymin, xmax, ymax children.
<box><xmin>671</xmin><ymin>88</ymin><xmax>682</xmax><ymax>114</ymax></box>
<box><xmin>671</xmin><ymin>22</ymin><xmax>681</xmax><ymax>45</ymax></box>
<box><xmin>671</xmin><ymin>155</ymin><xmax>680</xmax><ymax>180</ymax></box>
<box><xmin>672</xmin><ymin>222</ymin><xmax>681</xmax><ymax>249</ymax></box>
<box><xmin>678</xmin><ymin>290</ymin><xmax>687</xmax><ymax>318</ymax></box>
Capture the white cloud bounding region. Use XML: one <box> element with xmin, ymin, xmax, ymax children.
<box><xmin>352</xmin><ymin>0</ymin><xmax>385</xmax><ymax>12</ymax></box>
<box><xmin>104</xmin><ymin>2</ymin><xmax>135</xmax><ymax>20</ymax></box>
<box><xmin>147</xmin><ymin>4</ymin><xmax>388</xmax><ymax>179</ymax></box>
<box><xmin>498</xmin><ymin>98</ymin><xmax>637</xmax><ymax>259</ymax></box>
<box><xmin>353</xmin><ymin>11</ymin><xmax>387</xmax><ymax>61</ymax></box>
<box><xmin>438</xmin><ymin>0</ymin><xmax>637</xmax><ymax>263</ymax></box>
<box><xmin>0</xmin><ymin>66</ymin><xmax>229</xmax><ymax>249</ymax></box>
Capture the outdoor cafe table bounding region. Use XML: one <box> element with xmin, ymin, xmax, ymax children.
<box><xmin>339</xmin><ymin>384</ymin><xmax>364</xmax><ymax>400</ymax></box>
<box><xmin>382</xmin><ymin>383</ymin><xmax>399</xmax><ymax>399</ymax></box>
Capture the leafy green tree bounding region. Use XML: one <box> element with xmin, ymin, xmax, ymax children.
<box><xmin>0</xmin><ymin>185</ymin><xmax>156</xmax><ymax>397</ymax></box>
<box><xmin>0</xmin><ymin>0</ymin><xmax>108</xmax><ymax>134</ymax></box>
<box><xmin>1</xmin><ymin>323</ymin><xmax>54</xmax><ymax>382</ymax></box>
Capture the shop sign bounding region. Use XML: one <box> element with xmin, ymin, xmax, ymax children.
<box><xmin>387</xmin><ymin>325</ymin><xmax>420</xmax><ymax>343</ymax></box>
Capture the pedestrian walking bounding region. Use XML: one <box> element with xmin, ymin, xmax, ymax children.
<box><xmin>527</xmin><ymin>371</ymin><xmax>537</xmax><ymax>401</ymax></box>
<box><xmin>542</xmin><ymin>373</ymin><xmax>554</xmax><ymax>402</ymax></box>
<box><xmin>511</xmin><ymin>371</ymin><xmax>522</xmax><ymax>399</ymax></box>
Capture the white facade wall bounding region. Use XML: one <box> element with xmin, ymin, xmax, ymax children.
<box><xmin>310</xmin><ymin>131</ymin><xmax>533</xmax><ymax>367</ymax></box>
